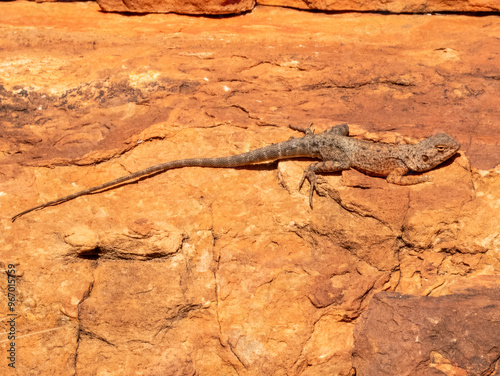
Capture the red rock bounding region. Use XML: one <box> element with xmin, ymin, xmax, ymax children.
<box><xmin>353</xmin><ymin>287</ymin><xmax>500</xmax><ymax>376</ymax></box>
<box><xmin>97</xmin><ymin>0</ymin><xmax>256</xmax><ymax>14</ymax></box>
<box><xmin>1</xmin><ymin>2</ymin><xmax>499</xmax><ymax>375</ymax></box>
<box><xmin>257</xmin><ymin>0</ymin><xmax>500</xmax><ymax>13</ymax></box>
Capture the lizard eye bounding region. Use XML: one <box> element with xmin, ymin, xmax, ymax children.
<box><xmin>422</xmin><ymin>155</ymin><xmax>429</xmax><ymax>162</ymax></box>
<box><xmin>436</xmin><ymin>145</ymin><xmax>446</xmax><ymax>152</ymax></box>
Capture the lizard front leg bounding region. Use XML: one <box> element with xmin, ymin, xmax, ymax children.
<box><xmin>299</xmin><ymin>159</ymin><xmax>351</xmax><ymax>207</ymax></box>
<box><xmin>386</xmin><ymin>167</ymin><xmax>433</xmax><ymax>185</ymax></box>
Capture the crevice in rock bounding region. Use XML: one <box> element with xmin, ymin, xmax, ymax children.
<box><xmin>73</xmin><ymin>266</ymin><xmax>96</xmax><ymax>375</ymax></box>
<box><xmin>212</xmin><ymin>229</ymin><xmax>223</xmax><ymax>346</ymax></box>
<box><xmin>78</xmin><ymin>327</ymin><xmax>117</xmax><ymax>348</ymax></box>
<box><xmin>76</xmin><ymin>247</ymin><xmax>102</xmax><ymax>260</ymax></box>
<box><xmin>227</xmin><ymin>340</ymin><xmax>247</xmax><ymax>370</ymax></box>
<box><xmin>392</xmin><ymin>238</ymin><xmax>403</xmax><ymax>292</ymax></box>
<box><xmin>153</xmin><ymin>303</ymin><xmax>207</xmax><ymax>341</ymax></box>
<box><xmin>335</xmin><ymin>194</ymin><xmax>391</xmax><ymax>229</ymax></box>
<box><xmin>483</xmin><ymin>354</ymin><xmax>500</xmax><ymax>376</ymax></box>
<box><xmin>300</xmin><ymin>9</ymin><xmax>500</xmax><ymax>16</ymax></box>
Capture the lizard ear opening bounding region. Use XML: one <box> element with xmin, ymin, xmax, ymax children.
<box><xmin>422</xmin><ymin>155</ymin><xmax>429</xmax><ymax>162</ymax></box>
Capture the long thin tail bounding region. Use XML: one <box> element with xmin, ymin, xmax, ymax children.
<box><xmin>12</xmin><ymin>138</ymin><xmax>312</xmax><ymax>222</ymax></box>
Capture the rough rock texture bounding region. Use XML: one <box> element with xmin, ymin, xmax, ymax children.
<box><xmin>97</xmin><ymin>0</ymin><xmax>255</xmax><ymax>14</ymax></box>
<box><xmin>0</xmin><ymin>2</ymin><xmax>499</xmax><ymax>375</ymax></box>
<box><xmin>257</xmin><ymin>0</ymin><xmax>500</xmax><ymax>13</ymax></box>
<box><xmin>32</xmin><ymin>0</ymin><xmax>500</xmax><ymax>14</ymax></box>
<box><xmin>353</xmin><ymin>286</ymin><xmax>500</xmax><ymax>376</ymax></box>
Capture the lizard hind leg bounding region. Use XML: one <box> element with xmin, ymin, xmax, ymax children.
<box><xmin>299</xmin><ymin>167</ymin><xmax>323</xmax><ymax>208</ymax></box>
<box><xmin>289</xmin><ymin>123</ymin><xmax>350</xmax><ymax>137</ymax></box>
<box><xmin>299</xmin><ymin>159</ymin><xmax>351</xmax><ymax>208</ymax></box>
<box><xmin>289</xmin><ymin>122</ymin><xmax>315</xmax><ymax>136</ymax></box>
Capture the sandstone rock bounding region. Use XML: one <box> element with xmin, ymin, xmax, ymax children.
<box><xmin>1</xmin><ymin>2</ymin><xmax>499</xmax><ymax>375</ymax></box>
<box><xmin>353</xmin><ymin>287</ymin><xmax>500</xmax><ymax>376</ymax></box>
<box><xmin>97</xmin><ymin>0</ymin><xmax>256</xmax><ymax>14</ymax></box>
<box><xmin>34</xmin><ymin>0</ymin><xmax>500</xmax><ymax>14</ymax></box>
<box><xmin>257</xmin><ymin>0</ymin><xmax>500</xmax><ymax>13</ymax></box>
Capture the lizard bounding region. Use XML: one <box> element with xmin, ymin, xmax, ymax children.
<box><xmin>11</xmin><ymin>123</ymin><xmax>460</xmax><ymax>222</ymax></box>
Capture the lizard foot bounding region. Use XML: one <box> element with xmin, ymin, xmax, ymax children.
<box><xmin>299</xmin><ymin>169</ymin><xmax>325</xmax><ymax>208</ymax></box>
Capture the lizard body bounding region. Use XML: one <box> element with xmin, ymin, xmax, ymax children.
<box><xmin>11</xmin><ymin>124</ymin><xmax>460</xmax><ymax>222</ymax></box>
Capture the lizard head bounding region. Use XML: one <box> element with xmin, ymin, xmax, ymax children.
<box><xmin>405</xmin><ymin>133</ymin><xmax>461</xmax><ymax>172</ymax></box>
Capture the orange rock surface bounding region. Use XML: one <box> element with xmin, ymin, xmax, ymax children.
<box><xmin>35</xmin><ymin>0</ymin><xmax>500</xmax><ymax>13</ymax></box>
<box><xmin>1</xmin><ymin>2</ymin><xmax>499</xmax><ymax>375</ymax></box>
<box><xmin>257</xmin><ymin>0</ymin><xmax>500</xmax><ymax>13</ymax></box>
